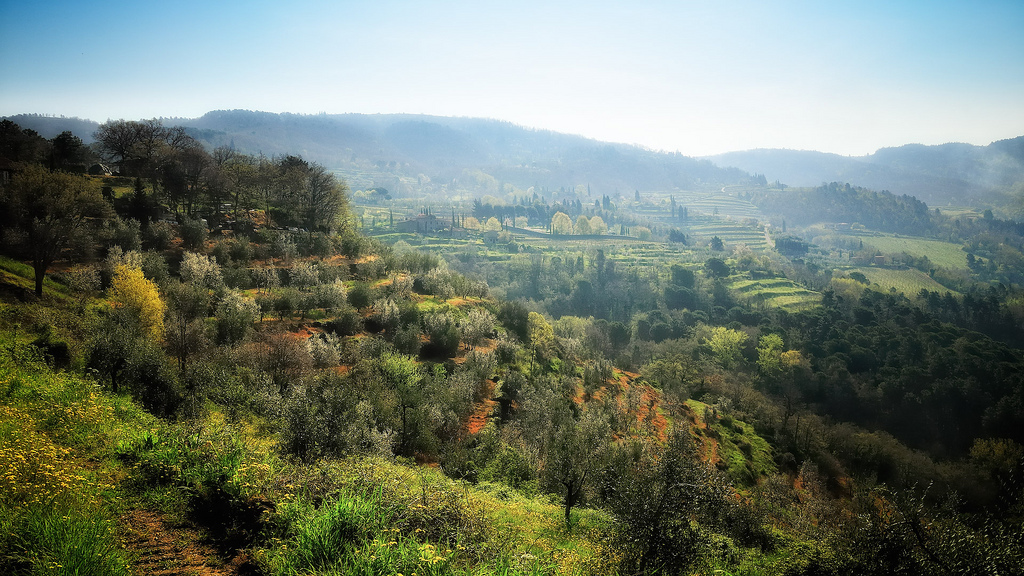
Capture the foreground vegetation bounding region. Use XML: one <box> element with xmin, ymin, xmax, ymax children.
<box><xmin>1</xmin><ymin>118</ymin><xmax>1023</xmax><ymax>575</ymax></box>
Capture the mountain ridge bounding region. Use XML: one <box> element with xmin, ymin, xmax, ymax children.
<box><xmin>5</xmin><ymin>111</ymin><xmax>1022</xmax><ymax>206</ymax></box>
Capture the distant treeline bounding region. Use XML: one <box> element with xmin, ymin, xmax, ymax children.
<box><xmin>749</xmin><ymin>182</ymin><xmax>936</xmax><ymax>235</ymax></box>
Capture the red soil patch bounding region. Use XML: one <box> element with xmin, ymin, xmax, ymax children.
<box><xmin>445</xmin><ymin>297</ymin><xmax>482</xmax><ymax>307</ymax></box>
<box><xmin>453</xmin><ymin>338</ymin><xmax>497</xmax><ymax>364</ymax></box>
<box><xmin>635</xmin><ymin>384</ymin><xmax>669</xmax><ymax>442</ymax></box>
<box><xmin>466</xmin><ymin>379</ymin><xmax>498</xmax><ymax>435</ymax></box>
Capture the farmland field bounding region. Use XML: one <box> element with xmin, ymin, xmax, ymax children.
<box><xmin>841</xmin><ymin>233</ymin><xmax>968</xmax><ymax>270</ymax></box>
<box><xmin>847</xmin><ymin>267</ymin><xmax>957</xmax><ymax>296</ymax></box>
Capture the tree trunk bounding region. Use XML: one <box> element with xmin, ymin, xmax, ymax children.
<box><xmin>34</xmin><ymin>263</ymin><xmax>46</xmax><ymax>297</ymax></box>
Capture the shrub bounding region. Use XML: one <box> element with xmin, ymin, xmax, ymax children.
<box><xmin>180</xmin><ymin>252</ymin><xmax>224</xmax><ymax>291</ymax></box>
<box><xmin>179</xmin><ymin>216</ymin><xmax>208</xmax><ymax>252</ymax></box>
<box><xmin>422</xmin><ymin>311</ymin><xmax>461</xmax><ymax>359</ymax></box>
<box><xmin>324</xmin><ymin>307</ymin><xmax>363</xmax><ymax>337</ymax></box>
<box><xmin>142</xmin><ymin>221</ymin><xmax>174</xmax><ymax>251</ymax></box>
<box><xmin>347</xmin><ymin>282</ymin><xmax>373</xmax><ymax>309</ymax></box>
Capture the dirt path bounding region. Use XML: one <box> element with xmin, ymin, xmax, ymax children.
<box><xmin>121</xmin><ymin>509</ymin><xmax>255</xmax><ymax>576</ymax></box>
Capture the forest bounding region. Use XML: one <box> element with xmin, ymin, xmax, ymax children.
<box><xmin>1</xmin><ymin>117</ymin><xmax>1023</xmax><ymax>576</ymax></box>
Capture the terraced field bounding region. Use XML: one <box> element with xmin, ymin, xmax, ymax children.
<box><xmin>686</xmin><ymin>215</ymin><xmax>769</xmax><ymax>250</ymax></box>
<box><xmin>637</xmin><ymin>190</ymin><xmax>765</xmax><ymax>221</ymax></box>
<box><xmin>729</xmin><ymin>277</ymin><xmax>820</xmax><ymax>311</ymax></box>
<box><xmin>847</xmin><ymin>267</ymin><xmax>958</xmax><ymax>296</ymax></box>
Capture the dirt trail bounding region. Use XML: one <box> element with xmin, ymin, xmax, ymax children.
<box><xmin>121</xmin><ymin>510</ymin><xmax>254</xmax><ymax>576</ymax></box>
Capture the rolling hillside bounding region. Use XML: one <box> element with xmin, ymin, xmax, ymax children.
<box><xmin>706</xmin><ymin>137</ymin><xmax>1024</xmax><ymax>207</ymax></box>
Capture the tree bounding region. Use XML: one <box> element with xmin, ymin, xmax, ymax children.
<box><xmin>669</xmin><ymin>264</ymin><xmax>695</xmax><ymax>288</ymax></box>
<box><xmin>93</xmin><ymin>118</ymin><xmax>173</xmax><ymax>176</ymax></box>
<box><xmin>375</xmin><ymin>351</ymin><xmax>423</xmax><ymax>455</ymax></box>
<box><xmin>756</xmin><ymin>333</ymin><xmax>784</xmax><ymax>377</ymax></box>
<box><xmin>0</xmin><ymin>119</ymin><xmax>47</xmax><ymax>162</ymax></box>
<box><xmin>461</xmin><ymin>308</ymin><xmax>495</xmax><ymax>349</ymax></box>
<box><xmin>49</xmin><ymin>131</ymin><xmax>87</xmax><ymax>170</ymax></box>
<box><xmin>0</xmin><ymin>165</ymin><xmax>108</xmax><ymax>296</ymax></box>
<box><xmin>589</xmin><ymin>216</ymin><xmax>606</xmax><ymax>235</ymax></box>
<box><xmin>299</xmin><ymin>162</ymin><xmax>350</xmax><ymax>233</ymax></box>
<box><xmin>575</xmin><ymin>215</ymin><xmax>592</xmax><ymax>235</ymax></box>
<box><xmin>110</xmin><ymin>264</ymin><xmax>166</xmax><ymax>342</ymax></box>
<box><xmin>214</xmin><ymin>148</ymin><xmax>258</xmax><ymax>221</ymax></box>
<box><xmin>542</xmin><ymin>409</ymin><xmax>610</xmax><ymax>523</ymax></box>
<box><xmin>163</xmin><ymin>281</ymin><xmax>209</xmax><ymax>372</ymax></box>
<box><xmin>607</xmin><ymin>427</ymin><xmax>732</xmax><ymax>575</ymax></box>
<box><xmin>705</xmin><ymin>326</ymin><xmax>747</xmax><ymax>368</ymax></box>
<box><xmin>180</xmin><ymin>252</ymin><xmax>223</xmax><ymax>291</ymax></box>
<box><xmin>551</xmin><ymin>211</ymin><xmax>573</xmax><ymax>235</ymax></box>
<box><xmin>704</xmin><ymin>257</ymin><xmax>731</xmax><ymax>278</ymax></box>
<box><xmin>215</xmin><ymin>290</ymin><xmax>260</xmax><ymax>346</ymax></box>
<box><xmin>710</xmin><ymin>236</ymin><xmax>725</xmax><ymax>251</ymax></box>
<box><xmin>527</xmin><ymin>311</ymin><xmax>556</xmax><ymax>362</ymax></box>
<box><xmin>497</xmin><ymin>300</ymin><xmax>530</xmax><ymax>342</ymax></box>
<box><xmin>483</xmin><ymin>217</ymin><xmax>502</xmax><ymax>232</ymax></box>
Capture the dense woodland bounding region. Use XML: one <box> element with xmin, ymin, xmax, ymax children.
<box><xmin>1</xmin><ymin>117</ymin><xmax>1023</xmax><ymax>575</ymax></box>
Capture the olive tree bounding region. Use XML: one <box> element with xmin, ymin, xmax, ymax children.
<box><xmin>0</xmin><ymin>165</ymin><xmax>108</xmax><ymax>296</ymax></box>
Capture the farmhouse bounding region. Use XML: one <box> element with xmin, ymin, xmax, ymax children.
<box><xmin>396</xmin><ymin>213</ymin><xmax>447</xmax><ymax>233</ymax></box>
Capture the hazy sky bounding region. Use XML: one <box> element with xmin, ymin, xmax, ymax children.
<box><xmin>2</xmin><ymin>0</ymin><xmax>1022</xmax><ymax>156</ymax></box>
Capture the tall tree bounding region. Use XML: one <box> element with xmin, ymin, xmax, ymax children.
<box><xmin>300</xmin><ymin>162</ymin><xmax>349</xmax><ymax>233</ymax></box>
<box><xmin>48</xmin><ymin>131</ymin><xmax>87</xmax><ymax>170</ymax></box>
<box><xmin>0</xmin><ymin>165</ymin><xmax>108</xmax><ymax>296</ymax></box>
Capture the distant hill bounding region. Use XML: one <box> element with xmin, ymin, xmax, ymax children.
<box><xmin>4</xmin><ymin>110</ymin><xmax>749</xmax><ymax>196</ymax></box>
<box><xmin>180</xmin><ymin>110</ymin><xmax>749</xmax><ymax>195</ymax></box>
<box><xmin>8</xmin><ymin>110</ymin><xmax>1021</xmax><ymax>207</ymax></box>
<box><xmin>707</xmin><ymin>137</ymin><xmax>1024</xmax><ymax>207</ymax></box>
<box><xmin>4</xmin><ymin>114</ymin><xmax>100</xmax><ymax>143</ymax></box>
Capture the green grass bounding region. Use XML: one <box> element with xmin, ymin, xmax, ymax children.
<box><xmin>847</xmin><ymin>267</ymin><xmax>956</xmax><ymax>296</ymax></box>
<box><xmin>0</xmin><ymin>256</ymin><xmax>72</xmax><ymax>298</ymax></box>
<box><xmin>249</xmin><ymin>457</ymin><xmax>614</xmax><ymax>576</ymax></box>
<box><xmin>0</xmin><ymin>343</ymin><xmax>150</xmax><ymax>576</ymax></box>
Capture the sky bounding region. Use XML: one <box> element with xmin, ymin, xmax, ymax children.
<box><xmin>1</xmin><ymin>0</ymin><xmax>1022</xmax><ymax>157</ymax></box>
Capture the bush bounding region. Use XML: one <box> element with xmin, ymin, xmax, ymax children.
<box><xmin>142</xmin><ymin>221</ymin><xmax>175</xmax><ymax>251</ymax></box>
<box><xmin>347</xmin><ymin>282</ymin><xmax>373</xmax><ymax>309</ymax></box>
<box><xmin>179</xmin><ymin>217</ymin><xmax>208</xmax><ymax>252</ymax></box>
<box><xmin>324</xmin><ymin>307</ymin><xmax>363</xmax><ymax>337</ymax></box>
<box><xmin>422</xmin><ymin>311</ymin><xmax>461</xmax><ymax>359</ymax></box>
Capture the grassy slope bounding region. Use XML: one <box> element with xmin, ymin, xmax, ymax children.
<box><xmin>0</xmin><ymin>340</ymin><xmax>153</xmax><ymax>575</ymax></box>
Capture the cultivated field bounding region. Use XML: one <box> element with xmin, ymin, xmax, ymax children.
<box><xmin>847</xmin><ymin>267</ymin><xmax>957</xmax><ymax>296</ymax></box>
<box><xmin>841</xmin><ymin>232</ymin><xmax>968</xmax><ymax>270</ymax></box>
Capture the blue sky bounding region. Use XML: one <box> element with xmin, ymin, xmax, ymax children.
<box><xmin>1</xmin><ymin>0</ymin><xmax>1022</xmax><ymax>156</ymax></box>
